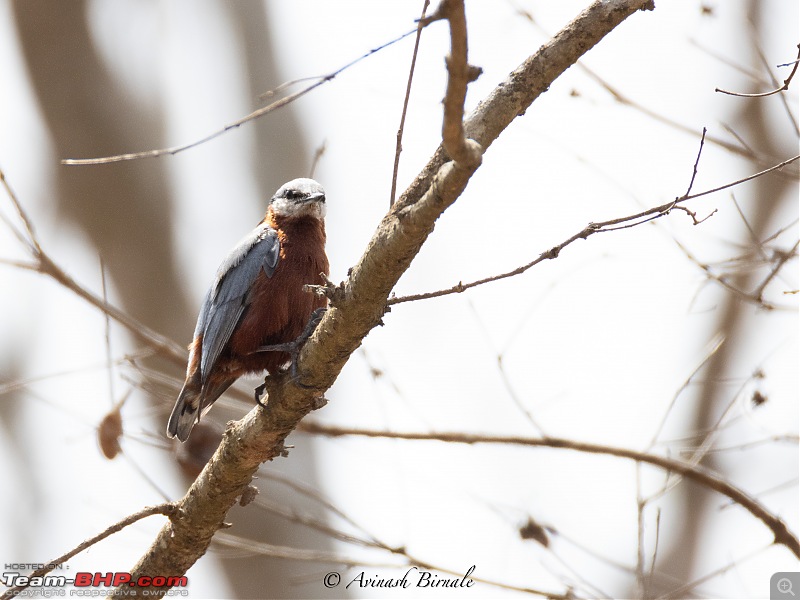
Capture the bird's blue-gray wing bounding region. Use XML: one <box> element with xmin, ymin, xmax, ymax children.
<box><xmin>193</xmin><ymin>223</ymin><xmax>281</xmax><ymax>383</ymax></box>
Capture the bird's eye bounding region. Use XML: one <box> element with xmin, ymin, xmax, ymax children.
<box><xmin>284</xmin><ymin>189</ymin><xmax>300</xmax><ymax>200</ymax></box>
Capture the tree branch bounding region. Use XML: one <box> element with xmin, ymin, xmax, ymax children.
<box><xmin>388</xmin><ymin>153</ymin><xmax>800</xmax><ymax>306</ymax></box>
<box><xmin>390</xmin><ymin>0</ymin><xmax>430</xmax><ymax>207</ymax></box>
<box><xmin>297</xmin><ymin>423</ymin><xmax>800</xmax><ymax>560</ymax></box>
<box><xmin>61</xmin><ymin>29</ymin><xmax>417</xmax><ymax>165</ymax></box>
<box><xmin>0</xmin><ymin>167</ymin><xmax>187</xmax><ymax>365</ymax></box>
<box><xmin>438</xmin><ymin>0</ymin><xmax>483</xmax><ymax>168</ymax></box>
<box><xmin>716</xmin><ymin>43</ymin><xmax>800</xmax><ymax>97</ymax></box>
<box><xmin>113</xmin><ymin>1</ymin><xmax>655</xmax><ymax>595</ymax></box>
<box><xmin>0</xmin><ymin>504</ymin><xmax>176</xmax><ymax>600</ymax></box>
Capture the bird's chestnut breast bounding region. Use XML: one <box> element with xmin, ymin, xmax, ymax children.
<box><xmin>226</xmin><ymin>215</ymin><xmax>328</xmax><ymax>373</ymax></box>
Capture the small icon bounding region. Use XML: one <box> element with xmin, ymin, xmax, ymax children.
<box><xmin>778</xmin><ymin>578</ymin><xmax>795</xmax><ymax>596</ymax></box>
<box><xmin>773</xmin><ymin>573</ymin><xmax>800</xmax><ymax>599</ymax></box>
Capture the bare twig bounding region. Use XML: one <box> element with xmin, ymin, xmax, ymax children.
<box><xmin>753</xmin><ymin>41</ymin><xmax>800</xmax><ymax>137</ymax></box>
<box><xmin>649</xmin><ymin>334</ymin><xmax>726</xmax><ymax>448</ymax></box>
<box><xmin>683</xmin><ymin>127</ymin><xmax>707</xmax><ymax>197</ymax></box>
<box><xmin>657</xmin><ymin>544</ymin><xmax>772</xmax><ymax>599</ymax></box>
<box><xmin>390</xmin><ymin>0</ymin><xmax>430</xmax><ymax>207</ymax></box>
<box><xmin>100</xmin><ymin>257</ymin><xmax>116</xmax><ymax>406</ymax></box>
<box><xmin>297</xmin><ymin>423</ymin><xmax>800</xmax><ymax>559</ymax></box>
<box><xmin>577</xmin><ymin>50</ymin><xmax>784</xmax><ymax>166</ymax></box>
<box><xmin>0</xmin><ymin>504</ymin><xmax>176</xmax><ymax>600</ymax></box>
<box><xmin>635</xmin><ymin>466</ymin><xmax>647</xmax><ymax>598</ymax></box>
<box><xmin>248</xmin><ymin>473</ymin><xmax>563</xmax><ymax>597</ymax></box>
<box><xmin>0</xmin><ymin>167</ymin><xmax>187</xmax><ymax>364</ymax></box>
<box><xmin>0</xmin><ymin>166</ymin><xmax>41</xmax><ymax>253</ymax></box>
<box><xmin>259</xmin><ymin>471</ymin><xmax>386</xmax><ymax>548</ymax></box>
<box><xmin>674</xmin><ymin>234</ymin><xmax>799</xmax><ymax>312</ymax></box>
<box><xmin>62</xmin><ymin>29</ymin><xmax>417</xmax><ymax>165</ymax></box>
<box><xmin>213</xmin><ymin>530</ymin><xmax>561</xmax><ymax>597</ymax></box>
<box><xmin>753</xmin><ymin>238</ymin><xmax>800</xmax><ymax>302</ymax></box>
<box><xmin>517</xmin><ymin>13</ymin><xmax>798</xmax><ymax>172</ymax></box>
<box><xmin>308</xmin><ymin>140</ymin><xmax>327</xmax><ymax>179</ymax></box>
<box><xmin>716</xmin><ymin>43</ymin><xmax>800</xmax><ymax>97</ymax></box>
<box><xmin>731</xmin><ymin>193</ymin><xmax>769</xmax><ymax>259</ymax></box>
<box><xmin>388</xmin><ymin>154</ymin><xmax>800</xmax><ymax>306</ymax></box>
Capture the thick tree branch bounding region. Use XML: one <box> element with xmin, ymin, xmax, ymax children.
<box><xmin>115</xmin><ymin>1</ymin><xmax>655</xmax><ymax>595</ymax></box>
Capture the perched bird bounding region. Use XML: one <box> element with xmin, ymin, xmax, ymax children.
<box><xmin>167</xmin><ymin>178</ymin><xmax>329</xmax><ymax>442</ymax></box>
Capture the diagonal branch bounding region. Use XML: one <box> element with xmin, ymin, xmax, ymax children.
<box><xmin>113</xmin><ymin>1</ymin><xmax>656</xmax><ymax>596</ymax></box>
<box><xmin>390</xmin><ymin>0</ymin><xmax>430</xmax><ymax>207</ymax></box>
<box><xmin>0</xmin><ymin>504</ymin><xmax>176</xmax><ymax>600</ymax></box>
<box><xmin>61</xmin><ymin>30</ymin><xmax>417</xmax><ymax>166</ymax></box>
<box><xmin>0</xmin><ymin>167</ymin><xmax>187</xmax><ymax>364</ymax></box>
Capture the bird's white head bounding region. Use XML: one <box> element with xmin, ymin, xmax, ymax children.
<box><xmin>269</xmin><ymin>178</ymin><xmax>326</xmax><ymax>220</ymax></box>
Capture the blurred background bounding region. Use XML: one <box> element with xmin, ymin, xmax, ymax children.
<box><xmin>0</xmin><ymin>1</ymin><xmax>797</xmax><ymax>598</ymax></box>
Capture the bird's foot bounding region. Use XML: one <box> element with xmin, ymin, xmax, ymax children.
<box><xmin>255</xmin><ymin>380</ymin><xmax>268</xmax><ymax>408</ymax></box>
<box><xmin>255</xmin><ymin>308</ymin><xmax>327</xmax><ymax>378</ymax></box>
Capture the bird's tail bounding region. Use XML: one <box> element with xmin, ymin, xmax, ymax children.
<box><xmin>167</xmin><ymin>376</ymin><xmax>236</xmax><ymax>442</ymax></box>
<box><xmin>167</xmin><ymin>382</ymin><xmax>201</xmax><ymax>442</ymax></box>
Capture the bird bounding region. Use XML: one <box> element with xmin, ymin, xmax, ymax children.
<box><xmin>167</xmin><ymin>178</ymin><xmax>329</xmax><ymax>442</ymax></box>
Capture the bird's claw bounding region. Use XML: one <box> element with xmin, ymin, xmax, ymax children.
<box><xmin>255</xmin><ymin>381</ymin><xmax>268</xmax><ymax>408</ymax></box>
<box><xmin>254</xmin><ymin>307</ymin><xmax>327</xmax><ymax>379</ymax></box>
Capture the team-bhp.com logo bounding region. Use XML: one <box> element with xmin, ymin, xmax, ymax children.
<box><xmin>4</xmin><ymin>571</ymin><xmax>188</xmax><ymax>589</ymax></box>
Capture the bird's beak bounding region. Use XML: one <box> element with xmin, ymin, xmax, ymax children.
<box><xmin>305</xmin><ymin>192</ymin><xmax>325</xmax><ymax>204</ymax></box>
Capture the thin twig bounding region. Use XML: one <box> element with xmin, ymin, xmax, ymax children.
<box><xmin>259</xmin><ymin>472</ymin><xmax>387</xmax><ymax>548</ymax></box>
<box><xmin>731</xmin><ymin>193</ymin><xmax>771</xmax><ymax>262</ymax></box>
<box><xmin>100</xmin><ymin>257</ymin><xmax>116</xmax><ymax>407</ymax></box>
<box><xmin>648</xmin><ymin>334</ymin><xmax>726</xmax><ymax>449</ymax></box>
<box><xmin>655</xmin><ymin>544</ymin><xmax>771</xmax><ymax>600</ymax></box>
<box><xmin>0</xmin><ymin>504</ymin><xmax>177</xmax><ymax>599</ymax></box>
<box><xmin>390</xmin><ymin>1</ymin><xmax>430</xmax><ymax>207</ymax></box>
<box><xmin>577</xmin><ymin>52</ymin><xmax>780</xmax><ymax>165</ymax></box>
<box><xmin>683</xmin><ymin>127</ymin><xmax>707</xmax><ymax>197</ymax></box>
<box><xmin>716</xmin><ymin>43</ymin><xmax>800</xmax><ymax>97</ymax></box>
<box><xmin>518</xmin><ymin>15</ymin><xmax>797</xmax><ymax>172</ymax></box>
<box><xmin>308</xmin><ymin>140</ymin><xmax>327</xmax><ymax>179</ymax></box>
<box><xmin>298</xmin><ymin>423</ymin><xmax>800</xmax><ymax>559</ymax></box>
<box><xmin>753</xmin><ymin>39</ymin><xmax>800</xmax><ymax>137</ymax></box>
<box><xmin>754</xmin><ymin>238</ymin><xmax>800</xmax><ymax>302</ymax></box>
<box><xmin>0</xmin><ymin>166</ymin><xmax>41</xmax><ymax>253</ymax></box>
<box><xmin>213</xmin><ymin>531</ymin><xmax>560</xmax><ymax>597</ymax></box>
<box><xmin>249</xmin><ymin>473</ymin><xmax>562</xmax><ymax>597</ymax></box>
<box><xmin>0</xmin><ymin>167</ymin><xmax>188</xmax><ymax>363</ymax></box>
<box><xmin>674</xmin><ymin>235</ymin><xmax>798</xmax><ymax>312</ymax></box>
<box><xmin>62</xmin><ymin>29</ymin><xmax>417</xmax><ymax>165</ymax></box>
<box><xmin>635</xmin><ymin>466</ymin><xmax>647</xmax><ymax>598</ymax></box>
<box><xmin>388</xmin><ymin>154</ymin><xmax>800</xmax><ymax>306</ymax></box>
<box><xmin>649</xmin><ymin>509</ymin><xmax>662</xmax><ymax>591</ymax></box>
